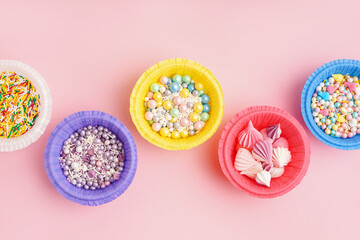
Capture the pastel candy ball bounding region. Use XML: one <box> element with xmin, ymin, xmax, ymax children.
<box><xmin>145</xmin><ymin>111</ymin><xmax>154</xmax><ymax>120</ymax></box>
<box><xmin>198</xmin><ymin>90</ymin><xmax>205</xmax><ymax>96</ymax></box>
<box><xmin>201</xmin><ymin>94</ymin><xmax>210</xmax><ymax>104</ymax></box>
<box><xmin>179</xmin><ymin>88</ymin><xmax>190</xmax><ymax>98</ymax></box>
<box><xmin>147</xmin><ymin>92</ymin><xmax>153</xmax><ymax>99</ymax></box>
<box><xmin>163</xmin><ymin>101</ymin><xmax>172</xmax><ymax>110</ymax></box>
<box><xmin>180</xmin><ymin>129</ymin><xmax>189</xmax><ymax>138</ymax></box>
<box><xmin>153</xmin><ymin>92</ymin><xmax>162</xmax><ymax>101</ymax></box>
<box><xmin>179</xmin><ymin>104</ymin><xmax>187</xmax><ymax>112</ymax></box>
<box><xmin>189</xmin><ymin>112</ymin><xmax>200</xmax><ymax>122</ymax></box>
<box><xmin>194</xmin><ymin>121</ymin><xmax>204</xmax><ymax>131</ymax></box>
<box><xmin>193</xmin><ymin>102</ymin><xmax>203</xmax><ymax>113</ymax></box>
<box><xmin>187</xmin><ymin>83</ymin><xmax>195</xmax><ymax>92</ymax></box>
<box><xmin>182</xmin><ymin>75</ymin><xmax>191</xmax><ymax>84</ymax></box>
<box><xmin>170</xmin><ymin>108</ymin><xmax>180</xmax><ymax>117</ymax></box>
<box><xmin>160</xmin><ymin>127</ymin><xmax>170</xmax><ymax>137</ymax></box>
<box><xmin>172</xmin><ymin>74</ymin><xmax>182</xmax><ymax>83</ymax></box>
<box><xmin>150</xmin><ymin>83</ymin><xmax>160</xmax><ymax>92</ymax></box>
<box><xmin>200</xmin><ymin>112</ymin><xmax>209</xmax><ymax>121</ymax></box>
<box><xmin>173</xmin><ymin>96</ymin><xmax>182</xmax><ymax>105</ymax></box>
<box><xmin>180</xmin><ymin>118</ymin><xmax>190</xmax><ymax>126</ymax></box>
<box><xmin>202</xmin><ymin>104</ymin><xmax>210</xmax><ymax>113</ymax></box>
<box><xmin>160</xmin><ymin>76</ymin><xmax>168</xmax><ymax>85</ymax></box>
<box><xmin>169</xmin><ymin>82</ymin><xmax>180</xmax><ymax>92</ymax></box>
<box><xmin>171</xmin><ymin>130</ymin><xmax>180</xmax><ymax>139</ymax></box>
<box><xmin>152</xmin><ymin>123</ymin><xmax>161</xmax><ymax>132</ymax></box>
<box><xmin>147</xmin><ymin>100</ymin><xmax>157</xmax><ymax>109</ymax></box>
<box><xmin>195</xmin><ymin>82</ymin><xmax>204</xmax><ymax>91</ymax></box>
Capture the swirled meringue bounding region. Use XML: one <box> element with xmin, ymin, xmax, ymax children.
<box><xmin>237</xmin><ymin>121</ymin><xmax>263</xmax><ymax>149</ymax></box>
<box><xmin>252</xmin><ymin>140</ymin><xmax>273</xmax><ymax>167</ymax></box>
<box><xmin>269</xmin><ymin>167</ymin><xmax>284</xmax><ymax>178</ymax></box>
<box><xmin>272</xmin><ymin>147</ymin><xmax>291</xmax><ymax>167</ymax></box>
<box><xmin>234</xmin><ymin>148</ymin><xmax>258</xmax><ymax>172</ymax></box>
<box><xmin>255</xmin><ymin>170</ymin><xmax>271</xmax><ymax>187</ymax></box>
<box><xmin>240</xmin><ymin>162</ymin><xmax>263</xmax><ymax>179</ymax></box>
<box><xmin>266</xmin><ymin>124</ymin><xmax>282</xmax><ymax>141</ymax></box>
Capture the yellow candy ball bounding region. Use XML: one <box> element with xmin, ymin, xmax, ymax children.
<box><xmin>189</xmin><ymin>112</ymin><xmax>200</xmax><ymax>122</ymax></box>
<box><xmin>179</xmin><ymin>88</ymin><xmax>190</xmax><ymax>98</ymax></box>
<box><xmin>331</xmin><ymin>97</ymin><xmax>337</xmax><ymax>102</ymax></box>
<box><xmin>318</xmin><ymin>114</ymin><xmax>323</xmax><ymax>119</ymax></box>
<box><xmin>153</xmin><ymin>92</ymin><xmax>162</xmax><ymax>101</ymax></box>
<box><xmin>180</xmin><ymin>129</ymin><xmax>188</xmax><ymax>138</ymax></box>
<box><xmin>317</xmin><ymin>122</ymin><xmax>322</xmax><ymax>126</ymax></box>
<box><xmin>311</xmin><ymin>103</ymin><xmax>316</xmax><ymax>109</ymax></box>
<box><xmin>325</xmin><ymin>128</ymin><xmax>331</xmax><ymax>135</ymax></box>
<box><xmin>171</xmin><ymin>131</ymin><xmax>180</xmax><ymax>139</ymax></box>
<box><xmin>195</xmin><ymin>82</ymin><xmax>204</xmax><ymax>91</ymax></box>
<box><xmin>163</xmin><ymin>101</ymin><xmax>172</xmax><ymax>110</ymax></box>
<box><xmin>156</xmin><ymin>100</ymin><xmax>163</xmax><ymax>107</ymax></box>
<box><xmin>311</xmin><ymin>97</ymin><xmax>317</xmax><ymax>102</ymax></box>
<box><xmin>332</xmin><ymin>125</ymin><xmax>338</xmax><ymax>131</ymax></box>
<box><xmin>193</xmin><ymin>102</ymin><xmax>203</xmax><ymax>113</ymax></box>
<box><xmin>356</xmin><ymin>100</ymin><xmax>360</xmax><ymax>106</ymax></box>
<box><xmin>325</xmin><ymin>119</ymin><xmax>331</xmax><ymax>125</ymax></box>
<box><xmin>170</xmin><ymin>118</ymin><xmax>177</xmax><ymax>123</ymax></box>
<box><xmin>335</xmin><ymin>90</ymin><xmax>340</xmax><ymax>94</ymax></box>
<box><xmin>160</xmin><ymin>127</ymin><xmax>170</xmax><ymax>137</ymax></box>
<box><xmin>329</xmin><ymin>112</ymin><xmax>335</xmax><ymax>117</ymax></box>
<box><xmin>320</xmin><ymin>106</ymin><xmax>325</xmax><ymax>110</ymax></box>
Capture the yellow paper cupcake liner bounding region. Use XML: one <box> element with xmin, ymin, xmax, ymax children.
<box><xmin>130</xmin><ymin>58</ymin><xmax>224</xmax><ymax>150</ymax></box>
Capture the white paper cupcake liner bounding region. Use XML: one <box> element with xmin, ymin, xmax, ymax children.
<box><xmin>0</xmin><ymin>59</ymin><xmax>52</xmax><ymax>152</ymax></box>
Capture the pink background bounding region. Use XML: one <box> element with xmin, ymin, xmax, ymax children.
<box><xmin>0</xmin><ymin>0</ymin><xmax>358</xmax><ymax>239</ymax></box>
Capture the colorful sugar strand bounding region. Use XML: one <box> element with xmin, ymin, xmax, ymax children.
<box><xmin>0</xmin><ymin>71</ymin><xmax>41</xmax><ymax>138</ymax></box>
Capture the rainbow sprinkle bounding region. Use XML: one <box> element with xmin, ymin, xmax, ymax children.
<box><xmin>0</xmin><ymin>71</ymin><xmax>41</xmax><ymax>138</ymax></box>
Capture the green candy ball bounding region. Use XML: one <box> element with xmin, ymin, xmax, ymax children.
<box><xmin>150</xmin><ymin>83</ymin><xmax>160</xmax><ymax>92</ymax></box>
<box><xmin>200</xmin><ymin>112</ymin><xmax>209</xmax><ymax>121</ymax></box>
<box><xmin>172</xmin><ymin>74</ymin><xmax>182</xmax><ymax>84</ymax></box>
<box><xmin>148</xmin><ymin>120</ymin><xmax>154</xmax><ymax>125</ymax></box>
<box><xmin>198</xmin><ymin>90</ymin><xmax>205</xmax><ymax>96</ymax></box>
<box><xmin>170</xmin><ymin>108</ymin><xmax>180</xmax><ymax>117</ymax></box>
<box><xmin>182</xmin><ymin>75</ymin><xmax>191</xmax><ymax>84</ymax></box>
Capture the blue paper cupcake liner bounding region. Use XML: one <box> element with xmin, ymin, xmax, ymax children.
<box><xmin>301</xmin><ymin>59</ymin><xmax>360</xmax><ymax>150</ymax></box>
<box><xmin>44</xmin><ymin>111</ymin><xmax>137</xmax><ymax>206</ymax></box>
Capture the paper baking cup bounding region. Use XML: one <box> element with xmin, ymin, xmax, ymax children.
<box><xmin>218</xmin><ymin>106</ymin><xmax>311</xmax><ymax>198</ymax></box>
<box><xmin>0</xmin><ymin>59</ymin><xmax>52</xmax><ymax>152</ymax></box>
<box><xmin>301</xmin><ymin>59</ymin><xmax>360</xmax><ymax>150</ymax></box>
<box><xmin>44</xmin><ymin>111</ymin><xmax>137</xmax><ymax>206</ymax></box>
<box><xmin>130</xmin><ymin>58</ymin><xmax>224</xmax><ymax>150</ymax></box>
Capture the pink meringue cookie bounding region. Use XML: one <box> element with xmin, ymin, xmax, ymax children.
<box><xmin>269</xmin><ymin>167</ymin><xmax>284</xmax><ymax>178</ymax></box>
<box><xmin>266</xmin><ymin>124</ymin><xmax>282</xmax><ymax>141</ymax></box>
<box><xmin>255</xmin><ymin>170</ymin><xmax>271</xmax><ymax>187</ymax></box>
<box><xmin>260</xmin><ymin>128</ymin><xmax>273</xmax><ymax>142</ymax></box>
<box><xmin>237</xmin><ymin>121</ymin><xmax>263</xmax><ymax>149</ymax></box>
<box><xmin>234</xmin><ymin>148</ymin><xmax>258</xmax><ymax>172</ymax></box>
<box><xmin>240</xmin><ymin>162</ymin><xmax>263</xmax><ymax>179</ymax></box>
<box><xmin>272</xmin><ymin>137</ymin><xmax>289</xmax><ymax>148</ymax></box>
<box><xmin>252</xmin><ymin>139</ymin><xmax>273</xmax><ymax>167</ymax></box>
<box><xmin>272</xmin><ymin>147</ymin><xmax>291</xmax><ymax>168</ymax></box>
<box><xmin>261</xmin><ymin>162</ymin><xmax>272</xmax><ymax>171</ymax></box>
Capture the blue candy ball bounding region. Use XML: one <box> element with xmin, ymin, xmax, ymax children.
<box><xmin>321</xmin><ymin>118</ymin><xmax>326</xmax><ymax>123</ymax></box>
<box><xmin>317</xmin><ymin>96</ymin><xmax>322</xmax><ymax>101</ymax></box>
<box><xmin>331</xmin><ymin>130</ymin><xmax>336</xmax><ymax>135</ymax></box>
<box><xmin>325</xmin><ymin>82</ymin><xmax>330</xmax><ymax>86</ymax></box>
<box><xmin>330</xmin><ymin>117</ymin><xmax>336</xmax><ymax>123</ymax></box>
<box><xmin>327</xmin><ymin>125</ymin><xmax>332</xmax><ymax>129</ymax></box>
<box><xmin>353</xmin><ymin>112</ymin><xmax>359</xmax><ymax>118</ymax></box>
<box><xmin>335</xmin><ymin>102</ymin><xmax>341</xmax><ymax>108</ymax></box>
<box><xmin>187</xmin><ymin>83</ymin><xmax>195</xmax><ymax>92</ymax></box>
<box><xmin>167</xmin><ymin>78</ymin><xmax>172</xmax><ymax>85</ymax></box>
<box><xmin>202</xmin><ymin>104</ymin><xmax>210</xmax><ymax>113</ymax></box>
<box><xmin>169</xmin><ymin>82</ymin><xmax>180</xmax><ymax>92</ymax></box>
<box><xmin>201</xmin><ymin>94</ymin><xmax>210</xmax><ymax>104</ymax></box>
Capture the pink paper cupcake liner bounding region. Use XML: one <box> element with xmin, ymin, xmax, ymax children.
<box><xmin>218</xmin><ymin>106</ymin><xmax>311</xmax><ymax>198</ymax></box>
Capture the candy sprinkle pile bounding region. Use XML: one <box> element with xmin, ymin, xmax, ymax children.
<box><xmin>59</xmin><ymin>125</ymin><xmax>125</xmax><ymax>190</ymax></box>
<box><xmin>0</xmin><ymin>71</ymin><xmax>41</xmax><ymax>138</ymax></box>
<box><xmin>311</xmin><ymin>74</ymin><xmax>360</xmax><ymax>138</ymax></box>
<box><xmin>144</xmin><ymin>74</ymin><xmax>210</xmax><ymax>138</ymax></box>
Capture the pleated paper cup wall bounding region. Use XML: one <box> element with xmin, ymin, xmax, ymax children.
<box><xmin>218</xmin><ymin>106</ymin><xmax>311</xmax><ymax>198</ymax></box>
<box><xmin>0</xmin><ymin>60</ymin><xmax>52</xmax><ymax>152</ymax></box>
<box><xmin>301</xmin><ymin>59</ymin><xmax>360</xmax><ymax>150</ymax></box>
<box><xmin>44</xmin><ymin>111</ymin><xmax>137</xmax><ymax>206</ymax></box>
<box><xmin>130</xmin><ymin>58</ymin><xmax>224</xmax><ymax>150</ymax></box>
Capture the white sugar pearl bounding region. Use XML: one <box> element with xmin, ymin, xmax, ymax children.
<box><xmin>166</xmin><ymin>115</ymin><xmax>172</xmax><ymax>121</ymax></box>
<box><xmin>332</xmin><ymin>93</ymin><xmax>338</xmax><ymax>98</ymax></box>
<box><xmin>350</xmin><ymin>119</ymin><xmax>357</xmax><ymax>127</ymax></box>
<box><xmin>335</xmin><ymin>132</ymin><xmax>341</xmax><ymax>137</ymax></box>
<box><xmin>105</xmin><ymin>140</ymin><xmax>110</xmax><ymax>145</ymax></box>
<box><xmin>63</xmin><ymin>148</ymin><xmax>70</xmax><ymax>154</ymax></box>
<box><xmin>160</xmin><ymin>86</ymin><xmax>166</xmax><ymax>93</ymax></box>
<box><xmin>339</xmin><ymin>86</ymin><xmax>345</xmax><ymax>92</ymax></box>
<box><xmin>348</xmin><ymin>107</ymin><xmax>352</xmax><ymax>112</ymax></box>
<box><xmin>316</xmin><ymin>86</ymin><xmax>321</xmax><ymax>91</ymax></box>
<box><xmin>351</xmin><ymin>127</ymin><xmax>357</xmax><ymax>133</ymax></box>
<box><xmin>71</xmin><ymin>162</ymin><xmax>79</xmax><ymax>169</ymax></box>
<box><xmin>349</xmin><ymin>101</ymin><xmax>354</xmax><ymax>107</ymax></box>
<box><xmin>347</xmin><ymin>93</ymin><xmax>352</xmax><ymax>99</ymax></box>
<box><xmin>324</xmin><ymin>101</ymin><xmax>329</xmax><ymax>107</ymax></box>
<box><xmin>110</xmin><ymin>168</ymin><xmax>115</xmax><ymax>174</ymax></box>
<box><xmin>315</xmin><ymin>117</ymin><xmax>320</xmax><ymax>123</ymax></box>
<box><xmin>320</xmin><ymin>100</ymin><xmax>325</xmax><ymax>105</ymax></box>
<box><xmin>348</xmin><ymin>77</ymin><xmax>353</xmax><ymax>82</ymax></box>
<box><xmin>329</xmin><ymin>102</ymin><xmax>335</xmax><ymax>108</ymax></box>
<box><xmin>329</xmin><ymin>77</ymin><xmax>334</xmax><ymax>83</ymax></box>
<box><xmin>322</xmin><ymin>87</ymin><xmax>327</xmax><ymax>92</ymax></box>
<box><xmin>320</xmin><ymin>82</ymin><xmax>325</xmax><ymax>87</ymax></box>
<box><xmin>313</xmin><ymin>112</ymin><xmax>318</xmax><ymax>117</ymax></box>
<box><xmin>145</xmin><ymin>97</ymin><xmax>149</xmax><ymax>101</ymax></box>
<box><xmin>76</xmin><ymin>146</ymin><xmax>82</xmax><ymax>153</ymax></box>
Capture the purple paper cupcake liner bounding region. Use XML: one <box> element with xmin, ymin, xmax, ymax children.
<box><xmin>44</xmin><ymin>111</ymin><xmax>137</xmax><ymax>206</ymax></box>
